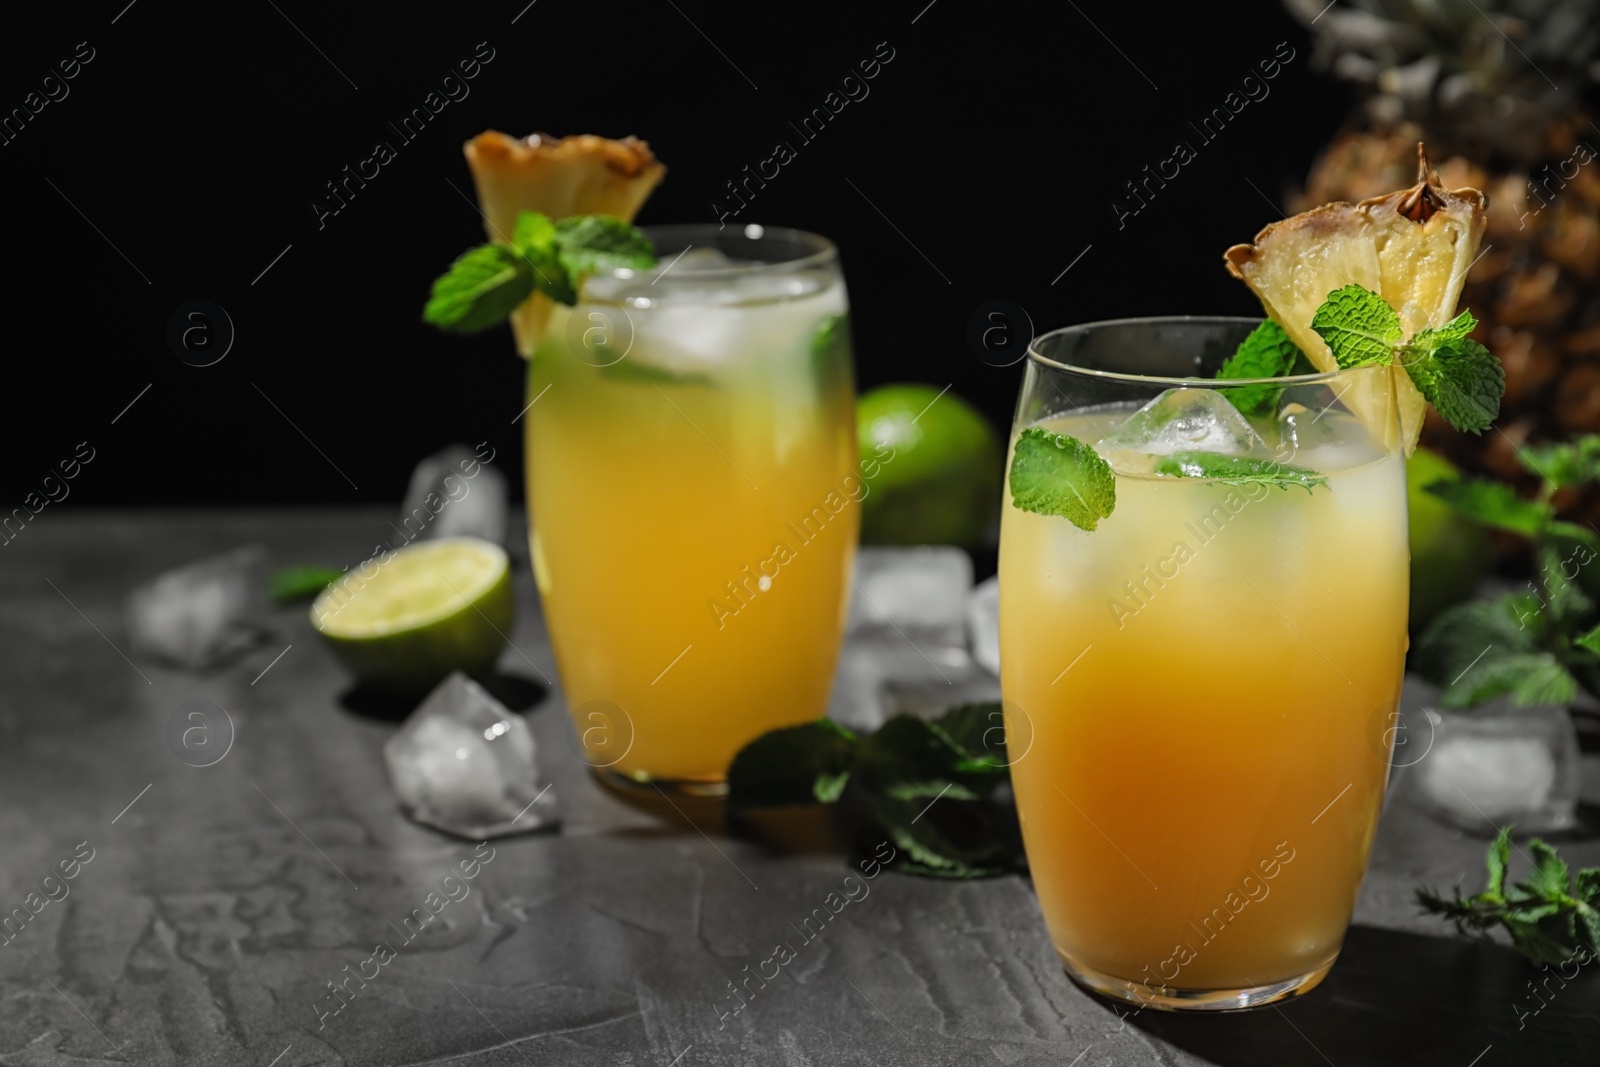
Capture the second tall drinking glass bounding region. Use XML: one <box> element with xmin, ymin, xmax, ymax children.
<box><xmin>526</xmin><ymin>226</ymin><xmax>859</xmax><ymax>791</ymax></box>
<box><xmin>1000</xmin><ymin>318</ymin><xmax>1409</xmax><ymax>1010</ymax></box>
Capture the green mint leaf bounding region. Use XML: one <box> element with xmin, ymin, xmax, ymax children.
<box><xmin>930</xmin><ymin>703</ymin><xmax>1011</xmax><ymax>773</ymax></box>
<box><xmin>1536</xmin><ymin>541</ymin><xmax>1595</xmax><ymax>624</ymax></box>
<box><xmin>726</xmin><ymin>720</ymin><xmax>859</xmax><ymax>810</ymax></box>
<box><xmin>811</xmin><ymin>312</ymin><xmax>854</xmax><ymax>398</ymax></box>
<box><xmin>422</xmin><ymin>244</ymin><xmax>536</xmax><ymax>333</ymax></box>
<box><xmin>857</xmin><ymin>716</ymin><xmax>992</xmax><ymax>801</ymax></box>
<box><xmin>1403</xmin><ymin>338</ymin><xmax>1503</xmax><ymax>435</ymax></box>
<box><xmin>1217</xmin><ymin>320</ymin><xmax>1301</xmax><ymax>417</ymax></box>
<box><xmin>269</xmin><ymin>565</ymin><xmax>343</xmax><ymax>604</ymax></box>
<box><xmin>1487</xmin><ymin>826</ymin><xmax>1512</xmax><ymax>897</ymax></box>
<box><xmin>870</xmin><ymin>793</ymin><xmax>1020</xmax><ymax>879</ymax></box>
<box><xmin>511</xmin><ymin>212</ymin><xmax>574</xmax><ymax>304</ymax></box>
<box><xmin>1412</xmin><ymin>309</ymin><xmax>1478</xmax><ymax>348</ymax></box>
<box><xmin>1526</xmin><ymin>839</ymin><xmax>1572</xmax><ymax>900</ymax></box>
<box><xmin>1008</xmin><ymin>427</ymin><xmax>1116</xmax><ymax>531</ymax></box>
<box><xmin>1518</xmin><ymin>436</ymin><xmax>1600</xmax><ymax>489</ymax></box>
<box><xmin>1443</xmin><ymin>650</ymin><xmax>1578</xmax><ymax>709</ymax></box>
<box><xmin>1310</xmin><ymin>284</ymin><xmax>1402</xmax><ymax>369</ymax></box>
<box><xmin>1423</xmin><ymin>477</ymin><xmax>1552</xmax><ymax>536</ymax></box>
<box><xmin>553</xmin><ymin>215</ymin><xmax>657</xmax><ymax>281</ymax></box>
<box><xmin>1415</xmin><ymin>596</ymin><xmax>1538</xmax><ymax>688</ymax></box>
<box><xmin>1152</xmin><ymin>451</ymin><xmax>1327</xmax><ymax>492</ymax></box>
<box><xmin>1576</xmin><ymin>624</ymin><xmax>1600</xmax><ymax>657</ymax></box>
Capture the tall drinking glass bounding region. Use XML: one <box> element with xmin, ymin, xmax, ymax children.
<box><xmin>526</xmin><ymin>226</ymin><xmax>858</xmax><ymax>792</ymax></box>
<box><xmin>1000</xmin><ymin>318</ymin><xmax>1407</xmax><ymax>1010</ymax></box>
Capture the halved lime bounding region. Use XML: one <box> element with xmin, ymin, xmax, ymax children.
<box><xmin>310</xmin><ymin>538</ymin><xmax>514</xmax><ymax>696</ymax></box>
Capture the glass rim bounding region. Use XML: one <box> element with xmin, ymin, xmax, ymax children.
<box><xmin>1026</xmin><ymin>316</ymin><xmax>1343</xmax><ymax>388</ymax></box>
<box><xmin>599</xmin><ymin>223</ymin><xmax>838</xmax><ymax>282</ymax></box>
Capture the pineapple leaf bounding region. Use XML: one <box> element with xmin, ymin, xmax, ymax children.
<box><xmin>1310</xmin><ymin>284</ymin><xmax>1401</xmax><ymax>369</ymax></box>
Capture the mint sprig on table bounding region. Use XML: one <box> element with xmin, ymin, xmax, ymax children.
<box><xmin>1418</xmin><ymin>827</ymin><xmax>1600</xmax><ymax>967</ymax></box>
<box><xmin>1311</xmin><ymin>284</ymin><xmax>1504</xmax><ymax>434</ymax></box>
<box><xmin>423</xmin><ymin>213</ymin><xmax>656</xmax><ymax>333</ymax></box>
<box><xmin>727</xmin><ymin>705</ymin><xmax>1021</xmax><ymax>878</ymax></box>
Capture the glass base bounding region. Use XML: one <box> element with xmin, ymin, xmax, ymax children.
<box><xmin>591</xmin><ymin>767</ymin><xmax>728</xmax><ymax>799</ymax></box>
<box><xmin>1060</xmin><ymin>951</ymin><xmax>1337</xmax><ymax>1012</ymax></box>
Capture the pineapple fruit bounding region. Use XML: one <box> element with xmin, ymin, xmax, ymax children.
<box><xmin>464</xmin><ymin>131</ymin><xmax>666</xmax><ymax>356</ymax></box>
<box><xmin>1284</xmin><ymin>0</ymin><xmax>1600</xmax><ymax>517</ymax></box>
<box><xmin>1225</xmin><ymin>148</ymin><xmax>1488</xmax><ymax>454</ymax></box>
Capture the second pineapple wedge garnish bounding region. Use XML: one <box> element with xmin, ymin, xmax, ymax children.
<box><xmin>464</xmin><ymin>131</ymin><xmax>666</xmax><ymax>356</ymax></box>
<box><xmin>1224</xmin><ymin>146</ymin><xmax>1488</xmax><ymax>453</ymax></box>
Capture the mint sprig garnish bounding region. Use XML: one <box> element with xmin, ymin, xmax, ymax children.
<box><xmin>423</xmin><ymin>212</ymin><xmax>656</xmax><ymax>334</ymax></box>
<box><xmin>1008</xmin><ymin>427</ymin><xmax>1116</xmax><ymax>531</ymax></box>
<box><xmin>1216</xmin><ymin>320</ymin><xmax>1302</xmax><ymax>417</ymax></box>
<box><xmin>727</xmin><ymin>705</ymin><xmax>1021</xmax><ymax>878</ymax></box>
<box><xmin>1153</xmin><ymin>452</ymin><xmax>1327</xmax><ymax>492</ymax></box>
<box><xmin>1310</xmin><ymin>284</ymin><xmax>1403</xmax><ymax>368</ymax></box>
<box><xmin>1307</xmin><ymin>284</ymin><xmax>1503</xmax><ymax>434</ymax></box>
<box><xmin>1418</xmin><ymin>827</ymin><xmax>1600</xmax><ymax>967</ymax></box>
<box><xmin>423</xmin><ymin>244</ymin><xmax>536</xmax><ymax>333</ymax></box>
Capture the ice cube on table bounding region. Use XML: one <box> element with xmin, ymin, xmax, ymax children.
<box><xmin>1099</xmin><ymin>388</ymin><xmax>1269</xmax><ymax>460</ymax></box>
<box><xmin>828</xmin><ymin>636</ymin><xmax>979</xmax><ymax>732</ymax></box>
<box><xmin>846</xmin><ymin>546</ymin><xmax>973</xmax><ymax>646</ymax></box>
<box><xmin>123</xmin><ymin>545</ymin><xmax>268</xmax><ymax>669</ymax></box>
<box><xmin>383</xmin><ymin>672</ymin><xmax>557</xmax><ymax>839</ymax></box>
<box><xmin>965</xmin><ymin>575</ymin><xmax>1000</xmax><ymax>677</ymax></box>
<box><xmin>1406</xmin><ymin>698</ymin><xmax>1579</xmax><ymax>833</ymax></box>
<box><xmin>398</xmin><ymin>445</ymin><xmax>508</xmax><ymax>547</ymax></box>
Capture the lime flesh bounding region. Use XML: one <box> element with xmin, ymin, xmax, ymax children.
<box><xmin>311</xmin><ymin>538</ymin><xmax>514</xmax><ymax>696</ymax></box>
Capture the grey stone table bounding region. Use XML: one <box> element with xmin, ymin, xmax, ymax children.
<box><xmin>3</xmin><ymin>510</ymin><xmax>1597</xmax><ymax>1067</ymax></box>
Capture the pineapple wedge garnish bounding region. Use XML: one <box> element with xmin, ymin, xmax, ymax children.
<box><xmin>464</xmin><ymin>131</ymin><xmax>666</xmax><ymax>356</ymax></box>
<box><xmin>1224</xmin><ymin>146</ymin><xmax>1487</xmax><ymax>453</ymax></box>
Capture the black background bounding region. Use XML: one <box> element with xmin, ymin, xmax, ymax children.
<box><xmin>0</xmin><ymin>0</ymin><xmax>1352</xmax><ymax>507</ymax></box>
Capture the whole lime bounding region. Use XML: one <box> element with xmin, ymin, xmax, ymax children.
<box><xmin>857</xmin><ymin>384</ymin><xmax>1002</xmax><ymax>547</ymax></box>
<box><xmin>1408</xmin><ymin>447</ymin><xmax>1492</xmax><ymax>630</ymax></box>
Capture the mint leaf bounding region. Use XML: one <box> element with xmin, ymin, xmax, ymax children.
<box><xmin>858</xmin><ymin>716</ymin><xmax>994</xmax><ymax>801</ymax></box>
<box><xmin>1444</xmin><ymin>650</ymin><xmax>1578</xmax><ymax>709</ymax></box>
<box><xmin>811</xmin><ymin>312</ymin><xmax>853</xmax><ymax>398</ymax></box>
<box><xmin>1152</xmin><ymin>451</ymin><xmax>1327</xmax><ymax>492</ymax></box>
<box><xmin>1310</xmin><ymin>284</ymin><xmax>1401</xmax><ymax>368</ymax></box>
<box><xmin>1403</xmin><ymin>338</ymin><xmax>1503</xmax><ymax>435</ymax></box>
<box><xmin>1518</xmin><ymin>436</ymin><xmax>1600</xmax><ymax>488</ymax></box>
<box><xmin>929</xmin><ymin>703</ymin><xmax>1010</xmax><ymax>773</ymax></box>
<box><xmin>1536</xmin><ymin>541</ymin><xmax>1595</xmax><ymax>623</ymax></box>
<box><xmin>1423</xmin><ymin>477</ymin><xmax>1553</xmax><ymax>536</ymax></box>
<box><xmin>422</xmin><ymin>244</ymin><xmax>535</xmax><ymax>333</ymax></box>
<box><xmin>1419</xmin><ymin>830</ymin><xmax>1600</xmax><ymax>966</ymax></box>
<box><xmin>1415</xmin><ymin>596</ymin><xmax>1538</xmax><ymax>687</ymax></box>
<box><xmin>1575</xmin><ymin>624</ymin><xmax>1600</xmax><ymax>657</ymax></box>
<box><xmin>1217</xmin><ymin>320</ymin><xmax>1301</xmax><ymax>417</ymax></box>
<box><xmin>269</xmin><ymin>565</ymin><xmax>342</xmax><ymax>604</ymax></box>
<box><xmin>871</xmin><ymin>793</ymin><xmax>1018</xmax><ymax>879</ymax></box>
<box><xmin>726</xmin><ymin>720</ymin><xmax>858</xmax><ymax>810</ymax></box>
<box><xmin>553</xmin><ymin>216</ymin><xmax>657</xmax><ymax>280</ymax></box>
<box><xmin>1487</xmin><ymin>826</ymin><xmax>1511</xmax><ymax>897</ymax></box>
<box><xmin>1412</xmin><ymin>309</ymin><xmax>1478</xmax><ymax>348</ymax></box>
<box><xmin>512</xmin><ymin>212</ymin><xmax>574</xmax><ymax>304</ymax></box>
<box><xmin>1008</xmin><ymin>427</ymin><xmax>1116</xmax><ymax>531</ymax></box>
